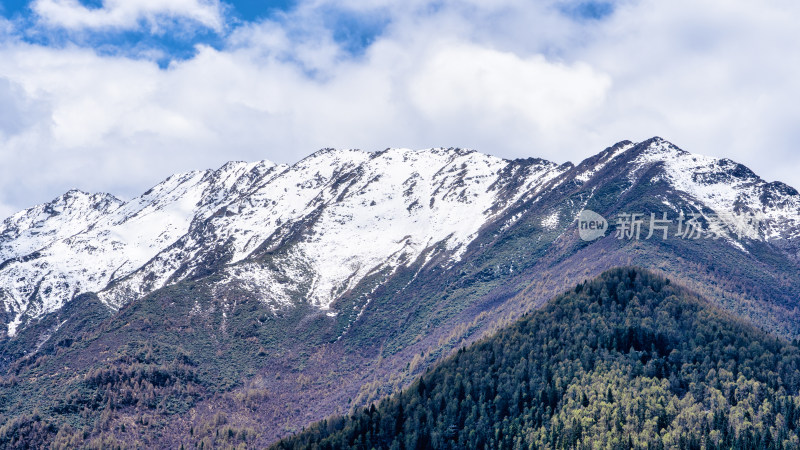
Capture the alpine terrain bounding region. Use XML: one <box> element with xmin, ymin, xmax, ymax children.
<box><xmin>1</xmin><ymin>137</ymin><xmax>799</xmax><ymax>447</ymax></box>
<box><xmin>277</xmin><ymin>268</ymin><xmax>800</xmax><ymax>449</ymax></box>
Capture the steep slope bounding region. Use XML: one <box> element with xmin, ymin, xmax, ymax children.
<box><xmin>275</xmin><ymin>268</ymin><xmax>800</xmax><ymax>449</ymax></box>
<box><xmin>0</xmin><ymin>148</ymin><xmax>567</xmax><ymax>339</ymax></box>
<box><xmin>0</xmin><ymin>190</ymin><xmax>124</xmax><ymax>263</ymax></box>
<box><xmin>4</xmin><ymin>138</ymin><xmax>800</xmax><ymax>344</ymax></box>
<box><xmin>1</xmin><ymin>138</ymin><xmax>800</xmax><ymax>447</ymax></box>
<box><xmin>546</xmin><ymin>138</ymin><xmax>800</xmax><ymax>335</ymax></box>
<box><xmin>0</xmin><ymin>161</ymin><xmax>274</xmax><ymax>335</ymax></box>
<box><xmin>98</xmin><ymin>148</ymin><xmax>566</xmax><ymax>314</ymax></box>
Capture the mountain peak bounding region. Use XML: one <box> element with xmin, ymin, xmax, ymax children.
<box><xmin>3</xmin><ymin>141</ymin><xmax>800</xmax><ymax>447</ymax></box>
<box><xmin>51</xmin><ymin>189</ymin><xmax>122</xmax><ymax>206</ymax></box>
<box><xmin>589</xmin><ymin>137</ymin><xmax>682</xmax><ymax>163</ymax></box>
<box><xmin>3</xmin><ymin>139</ymin><xmax>800</xmax><ymax>339</ymax></box>
<box><xmin>642</xmin><ymin>135</ymin><xmax>688</xmax><ymax>153</ymax></box>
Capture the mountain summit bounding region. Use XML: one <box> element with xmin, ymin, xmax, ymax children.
<box><xmin>1</xmin><ymin>138</ymin><xmax>800</xmax><ymax>446</ymax></box>
<box><xmin>1</xmin><ymin>147</ymin><xmax>566</xmax><ymax>337</ymax></box>
<box><xmin>2</xmin><ymin>138</ymin><xmax>798</xmax><ymax>338</ymax></box>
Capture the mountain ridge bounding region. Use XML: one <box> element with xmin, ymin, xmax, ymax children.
<box><xmin>275</xmin><ymin>267</ymin><xmax>800</xmax><ymax>449</ymax></box>
<box><xmin>1</xmin><ymin>146</ymin><xmax>566</xmax><ymax>335</ymax></box>
<box><xmin>3</xmin><ymin>137</ymin><xmax>800</xmax><ymax>339</ymax></box>
<box><xmin>2</xmin><ymin>138</ymin><xmax>800</xmax><ymax>446</ymax></box>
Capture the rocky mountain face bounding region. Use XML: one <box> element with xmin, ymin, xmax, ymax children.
<box><xmin>0</xmin><ymin>148</ymin><xmax>565</xmax><ymax>338</ymax></box>
<box><xmin>1</xmin><ymin>137</ymin><xmax>800</xmax><ymax>447</ymax></box>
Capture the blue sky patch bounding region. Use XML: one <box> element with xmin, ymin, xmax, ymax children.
<box><xmin>0</xmin><ymin>0</ymin><xmax>30</xmax><ymax>17</ymax></box>
<box><xmin>3</xmin><ymin>0</ymin><xmax>613</xmax><ymax>67</ymax></box>
<box><xmin>230</xmin><ymin>0</ymin><xmax>296</xmax><ymax>22</ymax></box>
<box><xmin>561</xmin><ymin>1</ymin><xmax>615</xmax><ymax>21</ymax></box>
<box><xmin>1</xmin><ymin>0</ymin><xmax>302</xmax><ymax>67</ymax></box>
<box><xmin>324</xmin><ymin>8</ymin><xmax>389</xmax><ymax>57</ymax></box>
<box><xmin>77</xmin><ymin>0</ymin><xmax>104</xmax><ymax>9</ymax></box>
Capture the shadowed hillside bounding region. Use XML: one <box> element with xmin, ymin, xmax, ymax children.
<box><xmin>275</xmin><ymin>268</ymin><xmax>800</xmax><ymax>449</ymax></box>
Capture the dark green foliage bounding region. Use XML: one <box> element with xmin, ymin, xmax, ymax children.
<box><xmin>275</xmin><ymin>268</ymin><xmax>800</xmax><ymax>449</ymax></box>
<box><xmin>0</xmin><ymin>275</ymin><xmax>342</xmax><ymax>447</ymax></box>
<box><xmin>0</xmin><ymin>293</ymin><xmax>113</xmax><ymax>371</ymax></box>
<box><xmin>0</xmin><ymin>410</ymin><xmax>57</xmax><ymax>449</ymax></box>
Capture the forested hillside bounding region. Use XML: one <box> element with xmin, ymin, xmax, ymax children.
<box><xmin>4</xmin><ymin>139</ymin><xmax>800</xmax><ymax>447</ymax></box>
<box><xmin>276</xmin><ymin>268</ymin><xmax>800</xmax><ymax>449</ymax></box>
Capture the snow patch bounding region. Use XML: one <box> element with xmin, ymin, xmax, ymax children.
<box><xmin>541</xmin><ymin>211</ymin><xmax>560</xmax><ymax>230</ymax></box>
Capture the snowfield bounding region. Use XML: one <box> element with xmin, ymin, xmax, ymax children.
<box><xmin>2</xmin><ymin>139</ymin><xmax>798</xmax><ymax>336</ymax></box>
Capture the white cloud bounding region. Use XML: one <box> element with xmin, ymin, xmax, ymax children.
<box><xmin>31</xmin><ymin>0</ymin><xmax>225</xmax><ymax>32</ymax></box>
<box><xmin>571</xmin><ymin>0</ymin><xmax>800</xmax><ymax>180</ymax></box>
<box><xmin>1</xmin><ymin>0</ymin><xmax>800</xmax><ymax>217</ymax></box>
<box><xmin>0</xmin><ymin>77</ymin><xmax>49</xmax><ymax>138</ymax></box>
<box><xmin>407</xmin><ymin>41</ymin><xmax>610</xmax><ymax>135</ymax></box>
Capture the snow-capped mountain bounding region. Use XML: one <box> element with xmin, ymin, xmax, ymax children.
<box><xmin>628</xmin><ymin>140</ymin><xmax>800</xmax><ymax>241</ymax></box>
<box><xmin>0</xmin><ymin>162</ymin><xmax>271</xmax><ymax>335</ymax></box>
<box><xmin>0</xmin><ymin>147</ymin><xmax>567</xmax><ymax>336</ymax></box>
<box><xmin>4</xmin><ymin>137</ymin><xmax>800</xmax><ymax>447</ymax></box>
<box><xmin>2</xmin><ymin>138</ymin><xmax>799</xmax><ymax>339</ymax></box>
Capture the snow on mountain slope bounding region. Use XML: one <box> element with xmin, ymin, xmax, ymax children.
<box><xmin>100</xmin><ymin>148</ymin><xmax>567</xmax><ymax>312</ymax></box>
<box><xmin>0</xmin><ymin>161</ymin><xmax>274</xmax><ymax>335</ymax></box>
<box><xmin>574</xmin><ymin>141</ymin><xmax>635</xmax><ymax>183</ymax></box>
<box><xmin>630</xmin><ymin>138</ymin><xmax>800</xmax><ymax>243</ymax></box>
<box><xmin>2</xmin><ymin>139</ymin><xmax>800</xmax><ymax>337</ymax></box>
<box><xmin>0</xmin><ymin>190</ymin><xmax>124</xmax><ymax>262</ymax></box>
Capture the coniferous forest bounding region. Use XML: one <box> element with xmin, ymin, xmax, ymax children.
<box><xmin>275</xmin><ymin>268</ymin><xmax>800</xmax><ymax>449</ymax></box>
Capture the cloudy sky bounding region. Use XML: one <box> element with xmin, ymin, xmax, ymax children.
<box><xmin>1</xmin><ymin>0</ymin><xmax>799</xmax><ymax>219</ymax></box>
